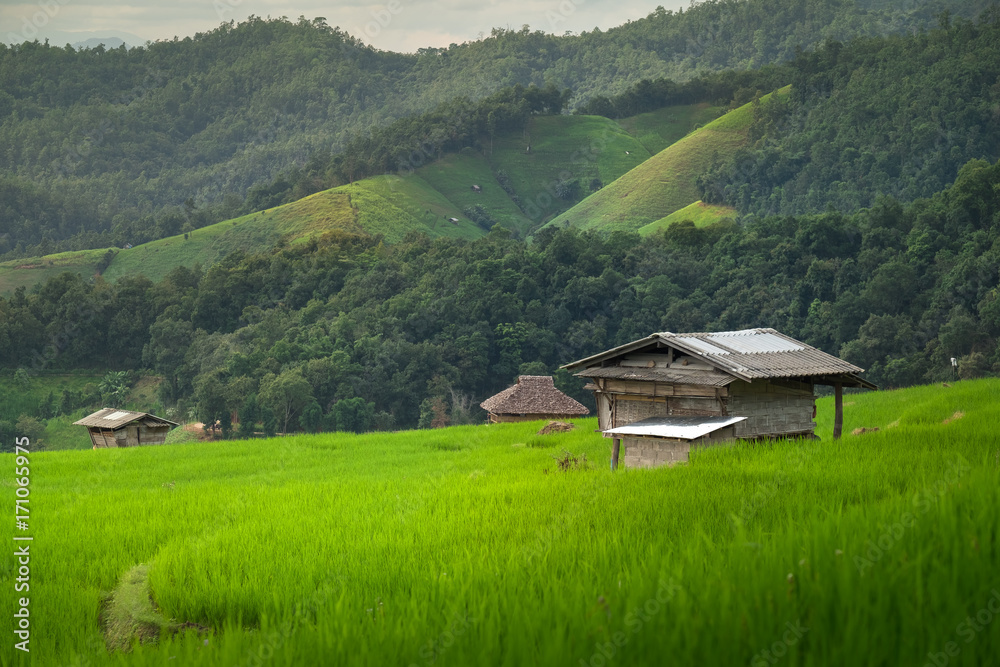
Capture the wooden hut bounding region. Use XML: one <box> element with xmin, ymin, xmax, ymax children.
<box><xmin>480</xmin><ymin>375</ymin><xmax>589</xmax><ymax>423</ymax></box>
<box><xmin>561</xmin><ymin>328</ymin><xmax>875</xmax><ymax>469</ymax></box>
<box><xmin>74</xmin><ymin>408</ymin><xmax>179</xmax><ymax>448</ymax></box>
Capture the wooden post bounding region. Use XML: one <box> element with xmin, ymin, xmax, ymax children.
<box><xmin>833</xmin><ymin>382</ymin><xmax>843</xmax><ymax>440</ymax></box>
<box><xmin>611</xmin><ymin>438</ymin><xmax>621</xmax><ymax>471</ymax></box>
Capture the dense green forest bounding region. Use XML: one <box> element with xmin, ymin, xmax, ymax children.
<box><xmin>3</xmin><ymin>157</ymin><xmax>997</xmax><ymax>443</ymax></box>
<box><xmin>698</xmin><ymin>10</ymin><xmax>1000</xmax><ymax>217</ymax></box>
<box><xmin>3</xmin><ymin>0</ymin><xmax>1000</xmax><ymax>447</ymax></box>
<box><xmin>0</xmin><ymin>0</ymin><xmax>990</xmax><ymax>258</ymax></box>
<box><xmin>138</xmin><ymin>8</ymin><xmax>1000</xmax><ymax>243</ymax></box>
<box><xmin>240</xmin><ymin>69</ymin><xmax>785</xmax><ymax>215</ymax></box>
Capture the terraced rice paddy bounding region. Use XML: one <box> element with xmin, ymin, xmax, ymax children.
<box><xmin>2</xmin><ymin>379</ymin><xmax>998</xmax><ymax>666</ymax></box>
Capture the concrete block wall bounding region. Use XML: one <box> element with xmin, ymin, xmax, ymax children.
<box><xmin>622</xmin><ymin>437</ymin><xmax>692</xmax><ymax>468</ymax></box>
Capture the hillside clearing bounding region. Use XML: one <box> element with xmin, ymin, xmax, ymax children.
<box><xmin>616</xmin><ymin>102</ymin><xmax>724</xmax><ymax>154</ymax></box>
<box><xmin>547</xmin><ymin>87</ymin><xmax>791</xmax><ymax>233</ymax></box>
<box><xmin>0</xmin><ymin>104</ymin><xmax>720</xmax><ymax>292</ymax></box>
<box><xmin>0</xmin><ymin>249</ymin><xmax>107</xmax><ymax>295</ymax></box>
<box><xmin>638</xmin><ymin>200</ymin><xmax>738</xmax><ymax>235</ymax></box>
<box><xmin>487</xmin><ymin>114</ymin><xmax>652</xmax><ymax>224</ymax></box>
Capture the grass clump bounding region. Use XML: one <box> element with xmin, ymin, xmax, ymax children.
<box><xmin>552</xmin><ymin>450</ymin><xmax>590</xmax><ymax>471</ymax></box>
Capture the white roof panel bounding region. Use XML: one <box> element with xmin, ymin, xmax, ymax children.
<box><xmin>605</xmin><ymin>416</ymin><xmax>747</xmax><ymax>441</ymax></box>
<box><xmin>104</xmin><ymin>410</ymin><xmax>132</xmax><ymax>421</ymax></box>
<box><xmin>682</xmin><ymin>337</ymin><xmax>731</xmax><ymax>356</ymax></box>
<box><xmin>706</xmin><ymin>331</ymin><xmax>803</xmax><ymax>354</ymax></box>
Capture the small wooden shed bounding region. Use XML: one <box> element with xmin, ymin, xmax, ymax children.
<box><xmin>480</xmin><ymin>375</ymin><xmax>589</xmax><ymax>423</ymax></box>
<box><xmin>74</xmin><ymin>408</ymin><xmax>179</xmax><ymax>448</ymax></box>
<box><xmin>562</xmin><ymin>328</ymin><xmax>875</xmax><ymax>469</ymax></box>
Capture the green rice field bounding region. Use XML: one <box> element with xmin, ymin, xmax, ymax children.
<box><xmin>2</xmin><ymin>379</ymin><xmax>998</xmax><ymax>666</ymax></box>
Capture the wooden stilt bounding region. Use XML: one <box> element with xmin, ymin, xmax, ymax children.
<box><xmin>611</xmin><ymin>438</ymin><xmax>621</xmax><ymax>471</ymax></box>
<box><xmin>833</xmin><ymin>382</ymin><xmax>843</xmax><ymax>440</ymax></box>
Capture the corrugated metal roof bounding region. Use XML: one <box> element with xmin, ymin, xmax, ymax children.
<box><xmin>564</xmin><ymin>328</ymin><xmax>874</xmax><ymax>387</ymax></box>
<box><xmin>73</xmin><ymin>408</ymin><xmax>179</xmax><ymax>430</ymax></box>
<box><xmin>682</xmin><ymin>337</ymin><xmax>733</xmax><ymax>356</ymax></box>
<box><xmin>668</xmin><ymin>329</ymin><xmax>862</xmax><ymax>380</ymax></box>
<box><xmin>705</xmin><ymin>330</ymin><xmax>803</xmax><ymax>354</ymax></box>
<box><xmin>480</xmin><ymin>376</ymin><xmax>589</xmax><ymax>416</ymax></box>
<box><xmin>576</xmin><ymin>366</ymin><xmax>735</xmax><ymax>387</ymax></box>
<box><xmin>605</xmin><ymin>416</ymin><xmax>746</xmax><ymax>440</ymax></box>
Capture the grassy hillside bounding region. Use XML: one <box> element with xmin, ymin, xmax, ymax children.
<box><xmin>1</xmin><ymin>105</ymin><xmax>715</xmax><ymax>291</ymax></box>
<box><xmin>616</xmin><ymin>103</ymin><xmax>724</xmax><ymax>154</ymax></box>
<box><xmin>4</xmin><ymin>379</ymin><xmax>997</xmax><ymax>665</ymax></box>
<box><xmin>4</xmin><ymin>1</ymin><xmax>988</xmax><ymax>262</ymax></box>
<box><xmin>0</xmin><ymin>371</ymin><xmax>101</xmax><ymax>421</ymax></box>
<box><xmin>638</xmin><ymin>200</ymin><xmax>738</xmax><ymax>236</ymax></box>
<box><xmin>546</xmin><ymin>87</ymin><xmax>791</xmax><ymax>233</ymax></box>
<box><xmin>487</xmin><ymin>115</ymin><xmax>651</xmax><ymax>223</ymax></box>
<box><xmin>415</xmin><ymin>148</ymin><xmax>535</xmax><ymax>236</ymax></box>
<box><xmin>0</xmin><ymin>249</ymin><xmax>107</xmax><ymax>294</ymax></box>
<box><xmin>100</xmin><ymin>182</ymin><xmax>482</xmax><ymax>284</ymax></box>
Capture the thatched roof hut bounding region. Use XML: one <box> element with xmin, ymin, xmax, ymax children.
<box><xmin>480</xmin><ymin>375</ymin><xmax>589</xmax><ymax>423</ymax></box>
<box><xmin>562</xmin><ymin>328</ymin><xmax>875</xmax><ymax>469</ymax></box>
<box><xmin>74</xmin><ymin>408</ymin><xmax>179</xmax><ymax>448</ymax></box>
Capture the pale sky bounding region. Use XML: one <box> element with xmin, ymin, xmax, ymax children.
<box><xmin>1</xmin><ymin>0</ymin><xmax>689</xmax><ymax>53</ymax></box>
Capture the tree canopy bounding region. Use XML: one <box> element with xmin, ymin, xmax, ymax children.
<box><xmin>4</xmin><ymin>158</ymin><xmax>999</xmax><ymax>436</ymax></box>
<box><xmin>0</xmin><ymin>0</ymin><xmax>990</xmax><ymax>257</ymax></box>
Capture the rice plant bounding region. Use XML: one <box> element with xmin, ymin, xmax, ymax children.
<box><xmin>2</xmin><ymin>379</ymin><xmax>998</xmax><ymax>666</ymax></box>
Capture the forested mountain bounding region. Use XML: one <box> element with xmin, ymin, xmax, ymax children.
<box><xmin>3</xmin><ymin>0</ymin><xmax>1000</xmax><ymax>446</ymax></box>
<box><xmin>545</xmin><ymin>12</ymin><xmax>1000</xmax><ymax>232</ymax></box>
<box><xmin>698</xmin><ymin>11</ymin><xmax>1000</xmax><ymax>217</ymax></box>
<box><xmin>0</xmin><ymin>99</ymin><xmax>714</xmax><ymax>293</ymax></box>
<box><xmin>3</xmin><ymin>157</ymin><xmax>998</xmax><ymax>441</ymax></box>
<box><xmin>0</xmin><ymin>0</ymin><xmax>988</xmax><ymax>258</ymax></box>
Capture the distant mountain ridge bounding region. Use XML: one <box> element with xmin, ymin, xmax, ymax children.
<box><xmin>1</xmin><ymin>29</ymin><xmax>144</xmax><ymax>48</ymax></box>
<box><xmin>0</xmin><ymin>103</ymin><xmax>718</xmax><ymax>290</ymax></box>
<box><xmin>0</xmin><ymin>0</ymin><xmax>989</xmax><ymax>259</ymax></box>
<box><xmin>71</xmin><ymin>38</ymin><xmax>130</xmax><ymax>50</ymax></box>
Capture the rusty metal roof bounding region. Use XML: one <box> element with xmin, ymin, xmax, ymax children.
<box><xmin>480</xmin><ymin>376</ymin><xmax>589</xmax><ymax>416</ymax></box>
<box><xmin>577</xmin><ymin>366</ymin><xmax>736</xmax><ymax>386</ymax></box>
<box><xmin>563</xmin><ymin>328</ymin><xmax>875</xmax><ymax>388</ymax></box>
<box><xmin>73</xmin><ymin>408</ymin><xmax>179</xmax><ymax>430</ymax></box>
